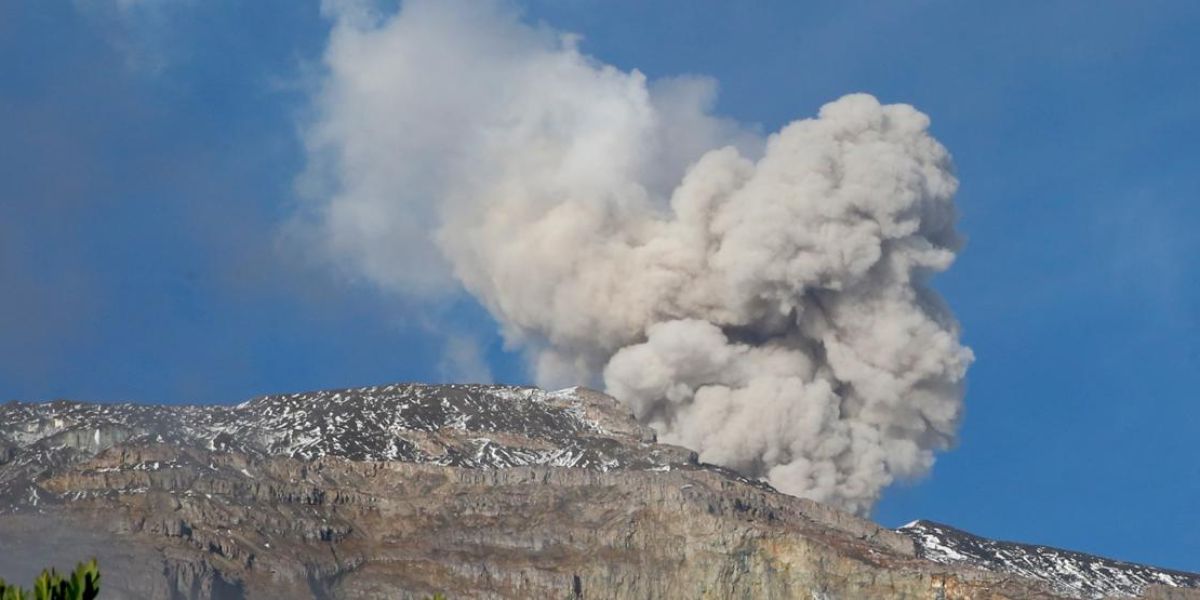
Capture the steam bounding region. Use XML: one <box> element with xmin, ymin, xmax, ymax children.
<box><xmin>299</xmin><ymin>0</ymin><xmax>973</xmax><ymax>514</ymax></box>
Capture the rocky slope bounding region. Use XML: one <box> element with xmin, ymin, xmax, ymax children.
<box><xmin>0</xmin><ymin>384</ymin><xmax>1195</xmax><ymax>599</ymax></box>
<box><xmin>899</xmin><ymin>521</ymin><xmax>1200</xmax><ymax>600</ymax></box>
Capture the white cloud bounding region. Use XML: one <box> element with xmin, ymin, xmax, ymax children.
<box><xmin>297</xmin><ymin>0</ymin><xmax>971</xmax><ymax>514</ymax></box>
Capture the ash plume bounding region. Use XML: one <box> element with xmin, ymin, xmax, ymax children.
<box><xmin>297</xmin><ymin>0</ymin><xmax>973</xmax><ymax>514</ymax></box>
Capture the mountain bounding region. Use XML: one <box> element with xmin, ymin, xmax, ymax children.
<box><xmin>0</xmin><ymin>383</ymin><xmax>1195</xmax><ymax>599</ymax></box>
<box><xmin>899</xmin><ymin>520</ymin><xmax>1200</xmax><ymax>599</ymax></box>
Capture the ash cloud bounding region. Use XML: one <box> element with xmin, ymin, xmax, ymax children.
<box><xmin>297</xmin><ymin>0</ymin><xmax>972</xmax><ymax>514</ymax></box>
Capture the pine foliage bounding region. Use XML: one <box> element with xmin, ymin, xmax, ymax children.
<box><xmin>0</xmin><ymin>560</ymin><xmax>100</xmax><ymax>600</ymax></box>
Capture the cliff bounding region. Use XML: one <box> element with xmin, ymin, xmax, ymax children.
<box><xmin>0</xmin><ymin>384</ymin><xmax>1195</xmax><ymax>599</ymax></box>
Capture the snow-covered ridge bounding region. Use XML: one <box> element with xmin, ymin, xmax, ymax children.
<box><xmin>898</xmin><ymin>519</ymin><xmax>1200</xmax><ymax>599</ymax></box>
<box><xmin>0</xmin><ymin>384</ymin><xmax>685</xmax><ymax>474</ymax></box>
<box><xmin>8</xmin><ymin>383</ymin><xmax>1196</xmax><ymax>598</ymax></box>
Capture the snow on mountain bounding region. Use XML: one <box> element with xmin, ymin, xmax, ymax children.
<box><xmin>0</xmin><ymin>384</ymin><xmax>711</xmax><ymax>511</ymax></box>
<box><xmin>898</xmin><ymin>519</ymin><xmax>1200</xmax><ymax>599</ymax></box>
<box><xmin>0</xmin><ymin>384</ymin><xmax>689</xmax><ymax>472</ymax></box>
<box><xmin>3</xmin><ymin>383</ymin><xmax>1198</xmax><ymax>599</ymax></box>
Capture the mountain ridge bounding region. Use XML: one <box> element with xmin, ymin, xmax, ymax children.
<box><xmin>899</xmin><ymin>519</ymin><xmax>1200</xmax><ymax>599</ymax></box>
<box><xmin>0</xmin><ymin>383</ymin><xmax>1195</xmax><ymax>599</ymax></box>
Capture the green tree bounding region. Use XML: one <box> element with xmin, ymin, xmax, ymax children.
<box><xmin>0</xmin><ymin>560</ymin><xmax>100</xmax><ymax>600</ymax></box>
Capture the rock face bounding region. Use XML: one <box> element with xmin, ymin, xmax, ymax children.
<box><xmin>899</xmin><ymin>521</ymin><xmax>1200</xmax><ymax>600</ymax></box>
<box><xmin>0</xmin><ymin>384</ymin><xmax>1195</xmax><ymax>600</ymax></box>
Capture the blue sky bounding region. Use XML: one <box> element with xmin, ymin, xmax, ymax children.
<box><xmin>2</xmin><ymin>0</ymin><xmax>1198</xmax><ymax>571</ymax></box>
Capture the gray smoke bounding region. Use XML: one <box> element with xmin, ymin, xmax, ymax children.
<box><xmin>298</xmin><ymin>0</ymin><xmax>973</xmax><ymax>514</ymax></box>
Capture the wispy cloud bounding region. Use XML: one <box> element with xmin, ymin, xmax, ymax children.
<box><xmin>437</xmin><ymin>334</ymin><xmax>495</xmax><ymax>385</ymax></box>
<box><xmin>72</xmin><ymin>0</ymin><xmax>195</xmax><ymax>73</ymax></box>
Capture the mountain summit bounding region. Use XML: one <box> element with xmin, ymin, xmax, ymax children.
<box><xmin>1</xmin><ymin>384</ymin><xmax>1195</xmax><ymax>599</ymax></box>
